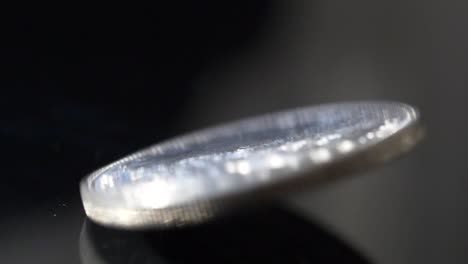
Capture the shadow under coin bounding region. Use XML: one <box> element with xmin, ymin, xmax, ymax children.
<box><xmin>80</xmin><ymin>206</ymin><xmax>371</xmax><ymax>264</ymax></box>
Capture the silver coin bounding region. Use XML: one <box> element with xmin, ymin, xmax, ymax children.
<box><xmin>80</xmin><ymin>101</ymin><xmax>423</xmax><ymax>229</ymax></box>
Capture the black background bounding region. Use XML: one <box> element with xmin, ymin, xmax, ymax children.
<box><xmin>2</xmin><ymin>1</ymin><xmax>468</xmax><ymax>263</ymax></box>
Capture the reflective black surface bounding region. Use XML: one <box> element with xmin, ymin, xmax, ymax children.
<box><xmin>1</xmin><ymin>201</ymin><xmax>369</xmax><ymax>263</ymax></box>
<box><xmin>0</xmin><ymin>2</ymin><xmax>370</xmax><ymax>263</ymax></box>
<box><xmin>2</xmin><ymin>1</ymin><xmax>468</xmax><ymax>263</ymax></box>
<box><xmin>80</xmin><ymin>207</ymin><xmax>369</xmax><ymax>264</ymax></box>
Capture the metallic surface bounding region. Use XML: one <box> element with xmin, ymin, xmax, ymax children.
<box><xmin>80</xmin><ymin>101</ymin><xmax>423</xmax><ymax>229</ymax></box>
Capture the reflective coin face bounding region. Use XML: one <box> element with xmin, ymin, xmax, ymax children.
<box><xmin>81</xmin><ymin>102</ymin><xmax>423</xmax><ymax>229</ymax></box>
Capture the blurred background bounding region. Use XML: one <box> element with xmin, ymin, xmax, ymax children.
<box><xmin>1</xmin><ymin>1</ymin><xmax>467</xmax><ymax>263</ymax></box>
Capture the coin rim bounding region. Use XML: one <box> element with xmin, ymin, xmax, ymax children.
<box><xmin>80</xmin><ymin>101</ymin><xmax>424</xmax><ymax>229</ymax></box>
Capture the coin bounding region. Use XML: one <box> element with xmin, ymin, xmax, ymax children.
<box><xmin>80</xmin><ymin>101</ymin><xmax>423</xmax><ymax>229</ymax></box>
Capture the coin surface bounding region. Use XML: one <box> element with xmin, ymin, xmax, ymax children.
<box><xmin>80</xmin><ymin>101</ymin><xmax>423</xmax><ymax>229</ymax></box>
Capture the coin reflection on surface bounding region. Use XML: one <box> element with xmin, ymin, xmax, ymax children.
<box><xmin>79</xmin><ymin>207</ymin><xmax>371</xmax><ymax>264</ymax></box>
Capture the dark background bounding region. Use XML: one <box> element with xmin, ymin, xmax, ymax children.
<box><xmin>1</xmin><ymin>1</ymin><xmax>467</xmax><ymax>263</ymax></box>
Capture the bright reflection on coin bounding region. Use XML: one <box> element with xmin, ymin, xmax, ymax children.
<box><xmin>80</xmin><ymin>102</ymin><xmax>423</xmax><ymax>229</ymax></box>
